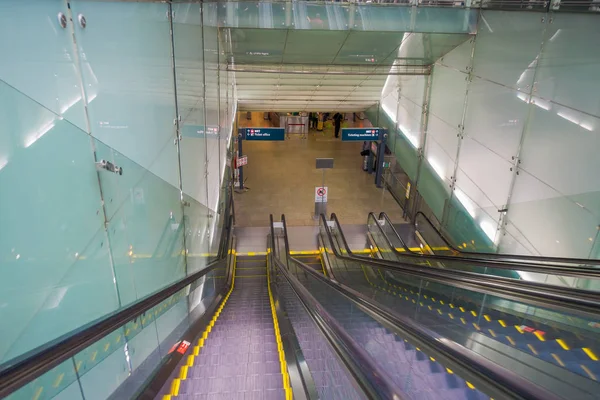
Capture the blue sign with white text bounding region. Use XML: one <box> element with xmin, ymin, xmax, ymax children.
<box><xmin>242</xmin><ymin>127</ymin><xmax>285</xmax><ymax>141</ymax></box>
<box><xmin>181</xmin><ymin>125</ymin><xmax>219</xmax><ymax>139</ymax></box>
<box><xmin>341</xmin><ymin>128</ymin><xmax>381</xmax><ymax>141</ymax></box>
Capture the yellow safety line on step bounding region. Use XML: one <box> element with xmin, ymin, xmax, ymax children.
<box><xmin>527</xmin><ymin>344</ymin><xmax>538</xmax><ymax>356</ymax></box>
<box><xmin>556</xmin><ymin>338</ymin><xmax>570</xmax><ymax>350</ymax></box>
<box><xmin>319</xmin><ymin>254</ymin><xmax>327</xmax><ymax>276</ymax></box>
<box><xmin>551</xmin><ymin>353</ymin><xmax>565</xmax><ymax>367</ymax></box>
<box><xmin>583</xmin><ymin>347</ymin><xmax>599</xmax><ymax>361</ymax></box>
<box><xmin>266</xmin><ymin>251</ymin><xmax>293</xmax><ymax>400</ymax></box>
<box><xmin>32</xmin><ymin>386</ymin><xmax>43</xmax><ymax>400</ymax></box>
<box><xmin>164</xmin><ymin>250</ymin><xmax>237</xmax><ymax>399</ymax></box>
<box><xmin>236</xmin><ymin>251</ymin><xmax>268</xmax><ymax>256</ymax></box>
<box><xmin>289</xmin><ymin>250</ymin><xmax>321</xmax><ymax>255</ymax></box>
<box><xmin>581</xmin><ymin>364</ymin><xmax>597</xmax><ymax>381</ymax></box>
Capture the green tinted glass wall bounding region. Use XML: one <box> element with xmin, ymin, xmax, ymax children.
<box><xmin>0</xmin><ymin>1</ymin><xmax>234</xmax><ymax>374</ymax></box>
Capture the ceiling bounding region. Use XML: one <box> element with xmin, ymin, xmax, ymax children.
<box><xmin>226</xmin><ymin>28</ymin><xmax>471</xmax><ymax>112</ymax></box>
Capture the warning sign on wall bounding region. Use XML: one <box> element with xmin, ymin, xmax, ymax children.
<box><xmin>315</xmin><ymin>186</ymin><xmax>328</xmax><ymax>203</ymax></box>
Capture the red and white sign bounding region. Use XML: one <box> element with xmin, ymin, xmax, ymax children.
<box><xmin>176</xmin><ymin>340</ymin><xmax>191</xmax><ymax>354</ymax></box>
<box><xmin>237</xmin><ymin>155</ymin><xmax>248</xmax><ymax>167</ymax></box>
<box><xmin>315</xmin><ymin>186</ymin><xmax>328</xmax><ymax>202</ymax></box>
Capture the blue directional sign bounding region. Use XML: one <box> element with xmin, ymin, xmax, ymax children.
<box><xmin>181</xmin><ymin>125</ymin><xmax>219</xmax><ymax>139</ymax></box>
<box><xmin>242</xmin><ymin>127</ymin><xmax>285</xmax><ymax>141</ymax></box>
<box><xmin>341</xmin><ymin>128</ymin><xmax>381</xmax><ymax>141</ymax></box>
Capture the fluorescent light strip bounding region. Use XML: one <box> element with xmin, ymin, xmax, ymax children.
<box><xmin>427</xmin><ymin>157</ymin><xmax>445</xmax><ymax>180</ymax></box>
<box><xmin>454</xmin><ymin>189</ymin><xmax>476</xmax><ymax>218</ymax></box>
<box><xmin>25</xmin><ymin>120</ymin><xmax>55</xmax><ymax>148</ymax></box>
<box><xmin>479</xmin><ymin>220</ymin><xmax>498</xmax><ymax>243</ymax></box>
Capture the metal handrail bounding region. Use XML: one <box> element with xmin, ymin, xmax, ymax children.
<box><xmin>284</xmin><ymin>216</ymin><xmax>560</xmax><ymax>400</ymax></box>
<box><xmin>413</xmin><ymin>211</ymin><xmax>600</xmax><ymax>265</ymax></box>
<box><xmin>368</xmin><ymin>212</ymin><xmax>600</xmax><ymax>279</ymax></box>
<box><xmin>0</xmin><ymin>198</ymin><xmax>236</xmax><ymax>399</ymax></box>
<box><xmin>269</xmin><ymin>215</ymin><xmax>403</xmax><ymax>400</ymax></box>
<box><xmin>321</xmin><ymin>214</ymin><xmax>600</xmax><ymax>319</ymax></box>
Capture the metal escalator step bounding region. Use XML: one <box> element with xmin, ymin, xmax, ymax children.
<box><xmin>181</xmin><ymin>274</ymin><xmax>286</xmax><ymax>399</ymax></box>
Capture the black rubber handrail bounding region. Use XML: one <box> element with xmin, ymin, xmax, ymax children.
<box><xmin>322</xmin><ymin>214</ymin><xmax>600</xmax><ymax>320</ymax></box>
<box><xmin>413</xmin><ymin>211</ymin><xmax>600</xmax><ymax>266</ymax></box>
<box><xmin>0</xmin><ymin>200</ymin><xmax>235</xmax><ymax>399</ymax></box>
<box><xmin>368</xmin><ymin>212</ymin><xmax>600</xmax><ymax>279</ymax></box>
<box><xmin>270</xmin><ymin>215</ymin><xmax>404</xmax><ymax>400</ymax></box>
<box><xmin>284</xmin><ymin>216</ymin><xmax>560</xmax><ymax>400</ymax></box>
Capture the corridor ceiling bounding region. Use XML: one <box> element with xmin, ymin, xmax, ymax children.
<box><xmin>225</xmin><ymin>28</ymin><xmax>471</xmax><ymax>112</ymax></box>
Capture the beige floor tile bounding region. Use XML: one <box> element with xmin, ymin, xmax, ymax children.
<box><xmin>235</xmin><ymin>112</ymin><xmax>405</xmax><ymax>227</ymax></box>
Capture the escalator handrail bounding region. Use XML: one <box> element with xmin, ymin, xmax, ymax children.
<box><xmin>269</xmin><ymin>215</ymin><xmax>404</xmax><ymax>400</ymax></box>
<box><xmin>322</xmin><ymin>214</ymin><xmax>600</xmax><ymax>319</ymax></box>
<box><xmin>413</xmin><ymin>211</ymin><xmax>600</xmax><ymax>266</ymax></box>
<box><xmin>281</xmin><ymin>214</ymin><xmax>293</xmax><ymax>258</ymax></box>
<box><xmin>285</xmin><ymin>218</ymin><xmax>560</xmax><ymax>400</ymax></box>
<box><xmin>0</xmin><ymin>211</ymin><xmax>235</xmax><ymax>399</ymax></box>
<box><xmin>370</xmin><ymin>212</ymin><xmax>600</xmax><ymax>279</ymax></box>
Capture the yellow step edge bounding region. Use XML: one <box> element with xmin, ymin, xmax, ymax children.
<box><xmin>163</xmin><ymin>266</ymin><xmax>235</xmax><ymax>396</ymax></box>
<box><xmin>556</xmin><ymin>338</ymin><xmax>570</xmax><ymax>350</ymax></box>
<box><xmin>552</xmin><ymin>353</ymin><xmax>565</xmax><ymax>367</ymax></box>
<box><xmin>515</xmin><ymin>325</ymin><xmax>524</xmax><ymax>334</ymax></box>
<box><xmin>581</xmin><ymin>364</ymin><xmax>597</xmax><ymax>381</ymax></box>
<box><xmin>170</xmin><ymin>379</ymin><xmax>180</xmax><ymax>396</ymax></box>
<box><xmin>527</xmin><ymin>344</ymin><xmax>538</xmax><ymax>356</ymax></box>
<box><xmin>583</xmin><ymin>347</ymin><xmax>599</xmax><ymax>361</ymax></box>
<box><xmin>32</xmin><ymin>387</ymin><xmax>43</xmax><ymax>400</ymax></box>
<box><xmin>53</xmin><ymin>373</ymin><xmax>65</xmax><ymax>388</ymax></box>
<box><xmin>179</xmin><ymin>365</ymin><xmax>188</xmax><ymax>380</ymax></box>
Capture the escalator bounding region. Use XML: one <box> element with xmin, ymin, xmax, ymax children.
<box><xmin>297</xmin><ymin>213</ymin><xmax>600</xmax><ymax>399</ymax></box>
<box><xmin>4</xmin><ymin>205</ymin><xmax>600</xmax><ymax>400</ymax></box>
<box><xmin>362</xmin><ymin>211</ymin><xmax>600</xmax><ymax>364</ymax></box>
<box><xmin>412</xmin><ymin>211</ymin><xmax>600</xmax><ymax>268</ymax></box>
<box><xmin>365</xmin><ymin>212</ymin><xmax>600</xmax><ymax>285</ymax></box>
<box><xmin>172</xmin><ymin>254</ymin><xmax>290</xmax><ymax>400</ymax></box>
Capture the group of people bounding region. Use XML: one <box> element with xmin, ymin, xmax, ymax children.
<box><xmin>308</xmin><ymin>112</ymin><xmax>345</xmax><ymax>138</ymax></box>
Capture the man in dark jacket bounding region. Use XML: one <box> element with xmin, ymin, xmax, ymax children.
<box><xmin>332</xmin><ymin>112</ymin><xmax>343</xmax><ymax>138</ymax></box>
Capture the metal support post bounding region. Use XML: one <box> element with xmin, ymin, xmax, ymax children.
<box><xmin>375</xmin><ymin>133</ymin><xmax>387</xmax><ymax>188</ymax></box>
<box><xmin>238</xmin><ymin>132</ymin><xmax>244</xmax><ymax>190</ymax></box>
<box><xmin>367</xmin><ymin>141</ymin><xmax>374</xmax><ymax>174</ymax></box>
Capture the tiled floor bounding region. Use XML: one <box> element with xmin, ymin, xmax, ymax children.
<box><xmin>234</xmin><ymin>112</ymin><xmax>405</xmax><ymax>227</ymax></box>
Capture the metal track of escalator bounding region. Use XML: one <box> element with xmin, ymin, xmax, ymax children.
<box><xmin>311</xmin><ymin>214</ymin><xmax>600</xmax><ymax>399</ymax></box>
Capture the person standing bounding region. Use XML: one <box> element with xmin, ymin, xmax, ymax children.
<box><xmin>332</xmin><ymin>112</ymin><xmax>344</xmax><ymax>138</ymax></box>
